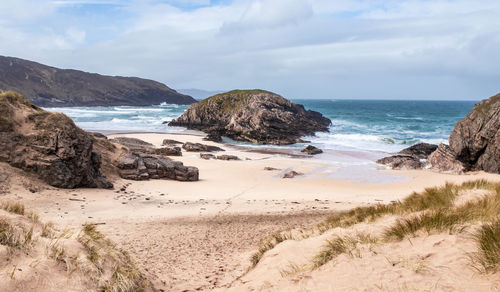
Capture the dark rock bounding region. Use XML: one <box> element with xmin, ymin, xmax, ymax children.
<box><xmin>203</xmin><ymin>132</ymin><xmax>223</xmax><ymax>143</ymax></box>
<box><xmin>264</xmin><ymin>167</ymin><xmax>280</xmax><ymax>171</ymax></box>
<box><xmin>448</xmin><ymin>93</ymin><xmax>500</xmax><ymax>173</ymax></box>
<box><xmin>162</xmin><ymin>139</ymin><xmax>183</xmax><ymax>145</ymax></box>
<box><xmin>153</xmin><ymin>146</ymin><xmax>182</xmax><ymax>156</ymax></box>
<box><xmin>427</xmin><ymin>144</ymin><xmax>465</xmax><ymax>174</ymax></box>
<box><xmin>282</xmin><ymin>170</ymin><xmax>303</xmax><ymax>179</ymax></box>
<box><xmin>398</xmin><ymin>143</ymin><xmax>437</xmax><ymax>159</ymax></box>
<box><xmin>0</xmin><ymin>91</ymin><xmax>112</xmax><ymax>189</ymax></box>
<box><xmin>91</xmin><ymin>132</ymin><xmax>107</xmax><ymax>139</ymax></box>
<box><xmin>376</xmin><ymin>155</ymin><xmax>422</xmax><ymax>170</ymax></box>
<box><xmin>111</xmin><ymin>137</ymin><xmax>182</xmax><ymax>156</ymax></box>
<box><xmin>301</xmin><ymin>145</ymin><xmax>323</xmax><ymax>155</ymax></box>
<box><xmin>116</xmin><ymin>152</ymin><xmax>198</xmax><ymax>181</ymax></box>
<box><xmin>169</xmin><ymin>90</ymin><xmax>331</xmax><ymax>145</ymax></box>
<box><xmin>376</xmin><ymin>143</ymin><xmax>437</xmax><ymax>170</ymax></box>
<box><xmin>182</xmin><ymin>142</ymin><xmax>224</xmax><ymax>152</ymax></box>
<box><xmin>200</xmin><ymin>153</ymin><xmax>215</xmax><ymax>160</ymax></box>
<box><xmin>216</xmin><ymin>155</ymin><xmax>240</xmax><ymax>161</ymax></box>
<box><xmin>0</xmin><ymin>56</ymin><xmax>196</xmax><ymax>107</ymax></box>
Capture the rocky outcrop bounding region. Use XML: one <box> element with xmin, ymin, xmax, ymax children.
<box><xmin>427</xmin><ymin>144</ymin><xmax>465</xmax><ymax>174</ymax></box>
<box><xmin>282</xmin><ymin>170</ymin><xmax>303</xmax><ymax>178</ymax></box>
<box><xmin>182</xmin><ymin>142</ymin><xmax>224</xmax><ymax>152</ymax></box>
<box><xmin>162</xmin><ymin>139</ymin><xmax>183</xmax><ymax>146</ymax></box>
<box><xmin>111</xmin><ymin>137</ymin><xmax>182</xmax><ymax>156</ymax></box>
<box><xmin>115</xmin><ymin>152</ymin><xmax>198</xmax><ymax>181</ymax></box>
<box><xmin>0</xmin><ymin>91</ymin><xmax>112</xmax><ymax>188</ymax></box>
<box><xmin>301</xmin><ymin>145</ymin><xmax>323</xmax><ymax>155</ymax></box>
<box><xmin>216</xmin><ymin>155</ymin><xmax>240</xmax><ymax>161</ymax></box>
<box><xmin>376</xmin><ymin>143</ymin><xmax>437</xmax><ymax>170</ymax></box>
<box><xmin>200</xmin><ymin>153</ymin><xmax>216</xmax><ymax>160</ymax></box>
<box><xmin>0</xmin><ymin>56</ymin><xmax>196</xmax><ymax>107</ymax></box>
<box><xmin>203</xmin><ymin>133</ymin><xmax>223</xmax><ymax>143</ymax></box>
<box><xmin>448</xmin><ymin>93</ymin><xmax>500</xmax><ymax>173</ymax></box>
<box><xmin>398</xmin><ymin>143</ymin><xmax>438</xmax><ymax>159</ymax></box>
<box><xmin>377</xmin><ymin>155</ymin><xmax>422</xmax><ymax>170</ymax></box>
<box><xmin>169</xmin><ymin>90</ymin><xmax>331</xmax><ymax>145</ymax></box>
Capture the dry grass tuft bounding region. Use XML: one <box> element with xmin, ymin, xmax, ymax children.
<box><xmin>471</xmin><ymin>220</ymin><xmax>500</xmax><ymax>273</ymax></box>
<box><xmin>1</xmin><ymin>201</ymin><xmax>26</xmax><ymax>215</ymax></box>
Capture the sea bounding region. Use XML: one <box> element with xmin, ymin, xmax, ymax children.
<box><xmin>45</xmin><ymin>99</ymin><xmax>476</xmax><ymax>154</ymax></box>
<box><xmin>46</xmin><ymin>99</ymin><xmax>476</xmax><ymax>184</ymax></box>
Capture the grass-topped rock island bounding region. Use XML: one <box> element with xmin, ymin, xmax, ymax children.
<box><xmin>169</xmin><ymin>89</ymin><xmax>331</xmax><ymax>145</ymax></box>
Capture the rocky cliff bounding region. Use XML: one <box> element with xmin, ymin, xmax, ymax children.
<box><xmin>0</xmin><ymin>90</ymin><xmax>112</xmax><ymax>188</ymax></box>
<box><xmin>169</xmin><ymin>90</ymin><xmax>331</xmax><ymax>145</ymax></box>
<box><xmin>448</xmin><ymin>93</ymin><xmax>500</xmax><ymax>173</ymax></box>
<box><xmin>0</xmin><ymin>56</ymin><xmax>196</xmax><ymax>107</ymax></box>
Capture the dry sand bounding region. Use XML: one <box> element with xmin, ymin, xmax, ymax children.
<box><xmin>2</xmin><ymin>132</ymin><xmax>500</xmax><ymax>291</ymax></box>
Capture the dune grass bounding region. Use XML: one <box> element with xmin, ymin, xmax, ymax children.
<box><xmin>471</xmin><ymin>221</ymin><xmax>500</xmax><ymax>272</ymax></box>
<box><xmin>310</xmin><ymin>180</ymin><xmax>500</xmax><ymax>271</ymax></box>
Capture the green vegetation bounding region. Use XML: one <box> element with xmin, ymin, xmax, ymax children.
<box><xmin>250</xmin><ymin>231</ymin><xmax>292</xmax><ymax>267</ymax></box>
<box><xmin>197</xmin><ymin>89</ymin><xmax>274</xmax><ymax>114</ymax></box>
<box><xmin>475</xmin><ymin>93</ymin><xmax>500</xmax><ymax>115</ymax></box>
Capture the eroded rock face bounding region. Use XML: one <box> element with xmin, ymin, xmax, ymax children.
<box><xmin>0</xmin><ymin>91</ymin><xmax>112</xmax><ymax>188</ymax></box>
<box><xmin>426</xmin><ymin>144</ymin><xmax>465</xmax><ymax>174</ymax></box>
<box><xmin>448</xmin><ymin>94</ymin><xmax>500</xmax><ymax>173</ymax></box>
<box><xmin>116</xmin><ymin>152</ymin><xmax>198</xmax><ymax>181</ymax></box>
<box><xmin>169</xmin><ymin>90</ymin><xmax>331</xmax><ymax>145</ymax></box>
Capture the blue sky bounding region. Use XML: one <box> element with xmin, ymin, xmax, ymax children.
<box><xmin>1</xmin><ymin>0</ymin><xmax>500</xmax><ymax>100</ymax></box>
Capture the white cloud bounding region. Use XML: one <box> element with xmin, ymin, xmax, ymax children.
<box><xmin>0</xmin><ymin>0</ymin><xmax>499</xmax><ymax>99</ymax></box>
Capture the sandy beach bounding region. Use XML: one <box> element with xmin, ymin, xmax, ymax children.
<box><xmin>1</xmin><ymin>132</ymin><xmax>499</xmax><ymax>291</ymax></box>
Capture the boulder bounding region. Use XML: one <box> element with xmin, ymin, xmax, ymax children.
<box><xmin>203</xmin><ymin>132</ymin><xmax>223</xmax><ymax>143</ymax></box>
<box><xmin>282</xmin><ymin>170</ymin><xmax>303</xmax><ymax>179</ymax></box>
<box><xmin>200</xmin><ymin>153</ymin><xmax>215</xmax><ymax>160</ymax></box>
<box><xmin>182</xmin><ymin>142</ymin><xmax>224</xmax><ymax>152</ymax></box>
<box><xmin>169</xmin><ymin>90</ymin><xmax>331</xmax><ymax>145</ymax></box>
<box><xmin>153</xmin><ymin>146</ymin><xmax>182</xmax><ymax>156</ymax></box>
<box><xmin>111</xmin><ymin>137</ymin><xmax>182</xmax><ymax>156</ymax></box>
<box><xmin>427</xmin><ymin>144</ymin><xmax>465</xmax><ymax>174</ymax></box>
<box><xmin>162</xmin><ymin>139</ymin><xmax>183</xmax><ymax>146</ymax></box>
<box><xmin>448</xmin><ymin>93</ymin><xmax>500</xmax><ymax>173</ymax></box>
<box><xmin>301</xmin><ymin>145</ymin><xmax>323</xmax><ymax>155</ymax></box>
<box><xmin>376</xmin><ymin>155</ymin><xmax>422</xmax><ymax>170</ymax></box>
<box><xmin>116</xmin><ymin>152</ymin><xmax>198</xmax><ymax>181</ymax></box>
<box><xmin>0</xmin><ymin>91</ymin><xmax>112</xmax><ymax>188</ymax></box>
<box><xmin>216</xmin><ymin>155</ymin><xmax>240</xmax><ymax>161</ymax></box>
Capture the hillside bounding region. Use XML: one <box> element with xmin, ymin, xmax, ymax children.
<box><xmin>0</xmin><ymin>56</ymin><xmax>196</xmax><ymax>107</ymax></box>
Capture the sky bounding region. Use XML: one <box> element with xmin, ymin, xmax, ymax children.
<box><xmin>0</xmin><ymin>0</ymin><xmax>499</xmax><ymax>100</ymax></box>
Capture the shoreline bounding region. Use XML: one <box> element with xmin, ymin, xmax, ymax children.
<box><xmin>3</xmin><ymin>131</ymin><xmax>499</xmax><ymax>291</ymax></box>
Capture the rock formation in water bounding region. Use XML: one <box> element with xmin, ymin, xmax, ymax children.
<box><xmin>169</xmin><ymin>90</ymin><xmax>331</xmax><ymax>145</ymax></box>
<box><xmin>378</xmin><ymin>93</ymin><xmax>500</xmax><ymax>174</ymax></box>
<box><xmin>0</xmin><ymin>90</ymin><xmax>112</xmax><ymax>188</ymax></box>
<box><xmin>0</xmin><ymin>56</ymin><xmax>196</xmax><ymax>107</ymax></box>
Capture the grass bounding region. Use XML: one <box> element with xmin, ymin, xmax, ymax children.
<box><xmin>471</xmin><ymin>220</ymin><xmax>500</xmax><ymax>272</ymax></box>
<box><xmin>78</xmin><ymin>224</ymin><xmax>149</xmax><ymax>292</ymax></box>
<box><xmin>250</xmin><ymin>231</ymin><xmax>292</xmax><ymax>267</ymax></box>
<box><xmin>197</xmin><ymin>89</ymin><xmax>275</xmax><ymax>114</ymax></box>
<box><xmin>0</xmin><ymin>218</ymin><xmax>34</xmax><ymax>250</ymax></box>
<box><xmin>306</xmin><ymin>180</ymin><xmax>500</xmax><ymax>271</ymax></box>
<box><xmin>1</xmin><ymin>201</ymin><xmax>26</xmax><ymax>215</ymax></box>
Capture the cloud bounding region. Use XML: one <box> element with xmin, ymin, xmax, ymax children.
<box><xmin>0</xmin><ymin>0</ymin><xmax>499</xmax><ymax>99</ymax></box>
